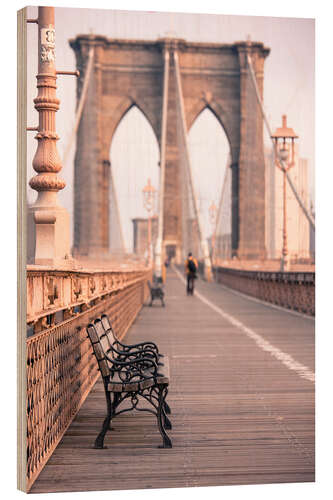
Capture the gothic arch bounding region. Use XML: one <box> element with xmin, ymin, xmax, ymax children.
<box><xmin>72</xmin><ymin>35</ymin><xmax>269</xmax><ymax>259</ymax></box>
<box><xmin>188</xmin><ymin>107</ymin><xmax>231</xmax><ymax>239</ymax></box>
<box><xmin>109</xmin><ymin>105</ymin><xmax>160</xmax><ymax>252</ymax></box>
<box><xmin>186</xmin><ymin>98</ymin><xmax>238</xmax><ymax>165</ymax></box>
<box><xmin>102</xmin><ymin>97</ymin><xmax>161</xmax><ymax>159</ymax></box>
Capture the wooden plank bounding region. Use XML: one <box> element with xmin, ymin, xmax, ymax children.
<box><xmin>30</xmin><ymin>269</ymin><xmax>315</xmax><ymax>493</ymax></box>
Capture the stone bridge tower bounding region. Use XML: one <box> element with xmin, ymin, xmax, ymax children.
<box><xmin>70</xmin><ymin>35</ymin><xmax>269</xmax><ymax>260</ymax></box>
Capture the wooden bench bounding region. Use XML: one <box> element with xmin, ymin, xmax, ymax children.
<box><xmin>86</xmin><ymin>314</ymin><xmax>172</xmax><ymax>449</ymax></box>
<box><xmin>147</xmin><ymin>279</ymin><xmax>165</xmax><ymax>307</ymax></box>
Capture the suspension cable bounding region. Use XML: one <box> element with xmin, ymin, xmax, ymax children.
<box><xmin>62</xmin><ymin>47</ymin><xmax>95</xmax><ymax>166</ymax></box>
<box><xmin>174</xmin><ymin>50</ymin><xmax>212</xmax><ymax>270</ymax></box>
<box><xmin>109</xmin><ymin>161</ymin><xmax>126</xmax><ymax>253</ymax></box>
<box><xmin>246</xmin><ymin>54</ymin><xmax>315</xmax><ymax>231</ymax></box>
<box><xmin>62</xmin><ymin>47</ymin><xmax>126</xmax><ymax>254</ymax></box>
<box><xmin>214</xmin><ymin>159</ymin><xmax>230</xmax><ymax>237</ymax></box>
<box><xmin>155</xmin><ymin>48</ymin><xmax>170</xmax><ymax>276</ymax></box>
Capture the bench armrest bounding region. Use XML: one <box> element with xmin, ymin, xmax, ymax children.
<box><xmin>112</xmin><ymin>345</ymin><xmax>159</xmax><ymax>363</ymax></box>
<box><xmin>116</xmin><ymin>339</ymin><xmax>160</xmax><ymax>354</ymax></box>
<box><xmin>104</xmin><ymin>353</ymin><xmax>159</xmax><ymax>377</ymax></box>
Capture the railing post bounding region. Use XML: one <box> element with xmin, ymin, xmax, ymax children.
<box><xmin>28</xmin><ymin>6</ymin><xmax>72</xmax><ymax>266</ymax></box>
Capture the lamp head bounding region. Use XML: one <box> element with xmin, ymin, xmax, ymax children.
<box><xmin>271</xmin><ymin>115</ymin><xmax>298</xmax><ymax>141</ymax></box>
<box><xmin>278</xmin><ymin>147</ymin><xmax>289</xmax><ymax>162</ymax></box>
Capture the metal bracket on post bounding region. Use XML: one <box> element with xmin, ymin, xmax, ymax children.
<box><xmin>56</xmin><ymin>70</ymin><xmax>80</xmax><ymax>77</ymax></box>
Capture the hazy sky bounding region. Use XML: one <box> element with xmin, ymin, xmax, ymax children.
<box><xmin>26</xmin><ymin>6</ymin><xmax>314</xmax><ymax>250</ymax></box>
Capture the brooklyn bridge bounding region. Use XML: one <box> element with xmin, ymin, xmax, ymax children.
<box><xmin>19</xmin><ymin>6</ymin><xmax>315</xmax><ymax>493</ymax></box>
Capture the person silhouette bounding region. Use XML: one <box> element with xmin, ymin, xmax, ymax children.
<box><xmin>185</xmin><ymin>252</ymin><xmax>198</xmax><ymax>295</ymax></box>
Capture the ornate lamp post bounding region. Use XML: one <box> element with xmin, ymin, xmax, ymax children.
<box><xmin>271</xmin><ymin>115</ymin><xmax>298</xmax><ymax>272</ymax></box>
<box><xmin>28</xmin><ymin>6</ymin><xmax>78</xmax><ymax>266</ymax></box>
<box><xmin>142</xmin><ymin>178</ymin><xmax>157</xmax><ymax>266</ymax></box>
<box><xmin>208</xmin><ymin>201</ymin><xmax>217</xmax><ymax>265</ymax></box>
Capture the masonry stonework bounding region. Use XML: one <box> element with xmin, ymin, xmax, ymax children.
<box><xmin>70</xmin><ymin>36</ymin><xmax>269</xmax><ymax>260</ymax></box>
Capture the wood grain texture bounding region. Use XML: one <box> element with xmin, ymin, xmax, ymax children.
<box><xmin>17</xmin><ymin>7</ymin><xmax>28</xmax><ymax>492</ymax></box>
<box><xmin>30</xmin><ymin>268</ymin><xmax>314</xmax><ymax>493</ymax></box>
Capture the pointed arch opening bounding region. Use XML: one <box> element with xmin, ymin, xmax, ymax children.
<box><xmin>110</xmin><ymin>105</ymin><xmax>160</xmax><ymax>254</ymax></box>
<box><xmin>188</xmin><ymin>107</ymin><xmax>232</xmax><ymax>259</ymax></box>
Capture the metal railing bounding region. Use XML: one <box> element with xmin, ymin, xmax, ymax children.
<box><xmin>213</xmin><ymin>266</ymin><xmax>315</xmax><ymax>316</ymax></box>
<box><xmin>26</xmin><ymin>268</ymin><xmax>151</xmax><ymax>490</ymax></box>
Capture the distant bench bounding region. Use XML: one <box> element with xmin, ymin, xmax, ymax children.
<box><xmin>86</xmin><ymin>314</ymin><xmax>172</xmax><ymax>449</ymax></box>
<box><xmin>147</xmin><ymin>279</ymin><xmax>165</xmax><ymax>307</ymax></box>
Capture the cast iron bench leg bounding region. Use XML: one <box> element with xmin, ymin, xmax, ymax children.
<box><xmin>164</xmin><ymin>400</ymin><xmax>171</xmax><ymax>415</ymax></box>
<box><xmin>162</xmin><ymin>408</ymin><xmax>172</xmax><ymax>430</ymax></box>
<box><xmin>94</xmin><ymin>388</ymin><xmax>112</xmax><ymax>449</ymax></box>
<box><xmin>157</xmin><ymin>385</ymin><xmax>172</xmax><ymax>448</ymax></box>
<box><xmin>109</xmin><ymin>393</ymin><xmax>120</xmax><ymax>430</ymax></box>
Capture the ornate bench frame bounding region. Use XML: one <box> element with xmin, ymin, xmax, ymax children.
<box><xmin>86</xmin><ymin>316</ymin><xmax>172</xmax><ymax>449</ymax></box>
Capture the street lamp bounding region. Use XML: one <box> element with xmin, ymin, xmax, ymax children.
<box><xmin>208</xmin><ymin>201</ymin><xmax>217</xmax><ymax>265</ymax></box>
<box><xmin>142</xmin><ymin>178</ymin><xmax>157</xmax><ymax>266</ymax></box>
<box><xmin>271</xmin><ymin>115</ymin><xmax>298</xmax><ymax>272</ymax></box>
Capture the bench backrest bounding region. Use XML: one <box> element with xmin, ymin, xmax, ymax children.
<box><xmin>86</xmin><ymin>322</ymin><xmax>112</xmax><ymax>378</ymax></box>
<box><xmin>101</xmin><ymin>314</ymin><xmax>117</xmax><ymax>346</ymax></box>
<box><xmin>95</xmin><ymin>318</ymin><xmax>115</xmax><ymax>359</ymax></box>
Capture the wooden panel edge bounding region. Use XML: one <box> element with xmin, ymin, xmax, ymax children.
<box><xmin>17</xmin><ymin>6</ymin><xmax>27</xmax><ymax>493</ymax></box>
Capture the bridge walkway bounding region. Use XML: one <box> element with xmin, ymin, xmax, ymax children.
<box><xmin>31</xmin><ymin>267</ymin><xmax>315</xmax><ymax>493</ymax></box>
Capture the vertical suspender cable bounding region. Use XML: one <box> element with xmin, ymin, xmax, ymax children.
<box><xmin>62</xmin><ymin>46</ymin><xmax>127</xmax><ymax>254</ymax></box>
<box><xmin>214</xmin><ymin>160</ymin><xmax>230</xmax><ymax>239</ymax></box>
<box><xmin>109</xmin><ymin>161</ymin><xmax>126</xmax><ymax>253</ymax></box>
<box><xmin>174</xmin><ymin>50</ymin><xmax>212</xmax><ymax>275</ymax></box>
<box><xmin>246</xmin><ymin>53</ymin><xmax>315</xmax><ymax>231</ymax></box>
<box><xmin>155</xmin><ymin>47</ymin><xmax>170</xmax><ymax>277</ymax></box>
<box><xmin>62</xmin><ymin>46</ymin><xmax>95</xmax><ymax>166</ymax></box>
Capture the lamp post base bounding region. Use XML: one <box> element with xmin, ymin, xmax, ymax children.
<box><xmin>28</xmin><ymin>204</ymin><xmax>72</xmax><ymax>267</ymax></box>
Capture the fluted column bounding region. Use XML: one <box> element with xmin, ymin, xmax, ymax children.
<box><xmin>28</xmin><ymin>6</ymin><xmax>71</xmax><ymax>266</ymax></box>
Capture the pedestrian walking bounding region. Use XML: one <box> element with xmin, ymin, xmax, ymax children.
<box><xmin>185</xmin><ymin>252</ymin><xmax>198</xmax><ymax>295</ymax></box>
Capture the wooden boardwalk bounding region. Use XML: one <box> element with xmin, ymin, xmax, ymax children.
<box><xmin>31</xmin><ymin>268</ymin><xmax>315</xmax><ymax>493</ymax></box>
